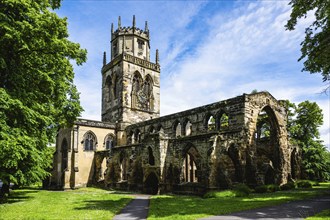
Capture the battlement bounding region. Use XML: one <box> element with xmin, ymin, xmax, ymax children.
<box><xmin>111</xmin><ymin>15</ymin><xmax>149</xmax><ymax>41</ymax></box>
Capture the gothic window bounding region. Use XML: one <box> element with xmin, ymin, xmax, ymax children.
<box><xmin>184</xmin><ymin>120</ymin><xmax>192</xmax><ymax>136</ymax></box>
<box><xmin>219</xmin><ymin>113</ymin><xmax>229</xmax><ymax>130</ymax></box>
<box><xmin>256</xmin><ymin>110</ymin><xmax>271</xmax><ymax>140</ymax></box>
<box><xmin>120</xmin><ymin>157</ymin><xmax>128</xmax><ymax>181</ymax></box>
<box><xmin>148</xmin><ymin>147</ymin><xmax>155</xmax><ymax>166</ymax></box>
<box><xmin>131</xmin><ymin>72</ymin><xmax>142</xmax><ymax>108</ymax></box>
<box><xmin>105</xmin><ymin>134</ymin><xmax>115</xmax><ymax>150</ymax></box>
<box><xmin>105</xmin><ymin>76</ymin><xmax>112</xmax><ymax>102</ymax></box>
<box><xmin>84</xmin><ymin>131</ymin><xmax>96</xmax><ymax>151</ymax></box>
<box><xmin>207</xmin><ymin>115</ymin><xmax>216</xmax><ymax>131</ymax></box>
<box><xmin>182</xmin><ymin>153</ymin><xmax>197</xmax><ymax>182</ymax></box>
<box><xmin>113</xmin><ymin>75</ymin><xmax>119</xmax><ymax>100</ymax></box>
<box><xmin>175</xmin><ymin>122</ymin><xmax>182</xmax><ymax>137</ymax></box>
<box><xmin>148</xmin><ymin>125</ymin><xmax>155</xmax><ymax>134</ymax></box>
<box><xmin>61</xmin><ymin>139</ymin><xmax>68</xmax><ymax>171</ymax></box>
<box><xmin>144</xmin><ymin>75</ymin><xmax>154</xmax><ymax>111</ymax></box>
<box><xmin>113</xmin><ymin>40</ymin><xmax>118</xmax><ymax>57</ymax></box>
<box><xmin>134</xmin><ymin>130</ymin><xmax>141</xmax><ymax>143</ymax></box>
<box><xmin>137</xmin><ymin>39</ymin><xmax>144</xmax><ymax>50</ymax></box>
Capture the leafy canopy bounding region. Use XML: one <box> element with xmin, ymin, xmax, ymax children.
<box><xmin>286</xmin><ymin>0</ymin><xmax>330</xmax><ymax>83</ymax></box>
<box><xmin>0</xmin><ymin>0</ymin><xmax>87</xmax><ymax>193</ymax></box>
<box><xmin>285</xmin><ymin>100</ymin><xmax>329</xmax><ymax>180</ymax></box>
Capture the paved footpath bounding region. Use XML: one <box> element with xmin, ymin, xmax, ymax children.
<box><xmin>113</xmin><ymin>194</ymin><xmax>150</xmax><ymax>220</ymax></box>
<box><xmin>200</xmin><ymin>195</ymin><xmax>330</xmax><ymax>220</ymax></box>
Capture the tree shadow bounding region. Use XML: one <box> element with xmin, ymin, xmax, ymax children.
<box><xmin>74</xmin><ymin>197</ymin><xmax>132</xmax><ymax>215</ymax></box>
<box><xmin>0</xmin><ymin>189</ymin><xmax>39</xmax><ymax>204</ymax></box>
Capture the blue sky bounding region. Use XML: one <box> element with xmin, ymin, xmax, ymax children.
<box><xmin>57</xmin><ymin>0</ymin><xmax>329</xmax><ymax>149</ymax></box>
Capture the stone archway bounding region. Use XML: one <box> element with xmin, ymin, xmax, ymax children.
<box><xmin>144</xmin><ymin>172</ymin><xmax>159</xmax><ymax>195</ymax></box>
<box><xmin>254</xmin><ymin>106</ymin><xmax>281</xmax><ymax>185</ymax></box>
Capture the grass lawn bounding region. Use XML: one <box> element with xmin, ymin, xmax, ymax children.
<box><xmin>306</xmin><ymin>209</ymin><xmax>330</xmax><ymax>220</ymax></box>
<box><xmin>0</xmin><ymin>187</ymin><xmax>132</xmax><ymax>220</ymax></box>
<box><xmin>148</xmin><ymin>183</ymin><xmax>330</xmax><ymax>220</ymax></box>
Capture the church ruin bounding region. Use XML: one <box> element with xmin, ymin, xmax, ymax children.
<box><xmin>51</xmin><ymin>16</ymin><xmax>297</xmax><ymax>194</ymax></box>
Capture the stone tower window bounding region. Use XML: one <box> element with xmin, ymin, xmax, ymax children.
<box><xmin>131</xmin><ymin>72</ymin><xmax>143</xmax><ymax>108</ymax></box>
<box><xmin>84</xmin><ymin>132</ymin><xmax>97</xmax><ymax>151</ymax></box>
<box><xmin>144</xmin><ymin>75</ymin><xmax>154</xmax><ymax>111</ymax></box>
<box><xmin>105</xmin><ymin>76</ymin><xmax>112</xmax><ymax>102</ymax></box>
<box><xmin>137</xmin><ymin>39</ymin><xmax>144</xmax><ymax>50</ymax></box>
<box><xmin>113</xmin><ymin>75</ymin><xmax>119</xmax><ymax>100</ymax></box>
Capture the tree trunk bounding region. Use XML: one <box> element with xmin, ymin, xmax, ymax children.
<box><xmin>0</xmin><ymin>183</ymin><xmax>10</xmax><ymax>198</ymax></box>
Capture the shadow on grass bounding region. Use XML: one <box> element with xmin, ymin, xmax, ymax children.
<box><xmin>0</xmin><ymin>189</ymin><xmax>39</xmax><ymax>204</ymax></box>
<box><xmin>148</xmin><ymin>188</ymin><xmax>330</xmax><ymax>219</ymax></box>
<box><xmin>74</xmin><ymin>197</ymin><xmax>132</xmax><ymax>214</ymax></box>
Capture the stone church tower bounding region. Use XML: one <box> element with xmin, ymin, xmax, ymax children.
<box><xmin>101</xmin><ymin>16</ymin><xmax>160</xmax><ymax>145</ymax></box>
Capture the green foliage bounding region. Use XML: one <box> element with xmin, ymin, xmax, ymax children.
<box><xmin>203</xmin><ymin>190</ymin><xmax>236</xmax><ymax>198</ymax></box>
<box><xmin>233</xmin><ymin>183</ymin><xmax>251</xmax><ymax>197</ymax></box>
<box><xmin>286</xmin><ymin>0</ymin><xmax>330</xmax><ymax>83</ymax></box>
<box><xmin>255</xmin><ymin>184</ymin><xmax>280</xmax><ymax>193</ymax></box>
<box><xmin>285</xmin><ymin>100</ymin><xmax>330</xmax><ymax>181</ymax></box>
<box><xmin>296</xmin><ymin>180</ymin><xmax>313</xmax><ymax>188</ymax></box>
<box><xmin>280</xmin><ymin>182</ymin><xmax>296</xmax><ymax>191</ymax></box>
<box><xmin>0</xmin><ymin>0</ymin><xmax>87</xmax><ymax>195</ymax></box>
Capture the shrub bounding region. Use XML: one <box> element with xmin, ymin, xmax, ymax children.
<box><xmin>296</xmin><ymin>180</ymin><xmax>313</xmax><ymax>188</ymax></box>
<box><xmin>255</xmin><ymin>184</ymin><xmax>280</xmax><ymax>193</ymax></box>
<box><xmin>255</xmin><ymin>185</ymin><xmax>268</xmax><ymax>193</ymax></box>
<box><xmin>280</xmin><ymin>182</ymin><xmax>296</xmax><ymax>191</ymax></box>
<box><xmin>233</xmin><ymin>183</ymin><xmax>251</xmax><ymax>197</ymax></box>
<box><xmin>267</xmin><ymin>184</ymin><xmax>280</xmax><ymax>192</ymax></box>
<box><xmin>203</xmin><ymin>191</ymin><xmax>217</xmax><ymax>199</ymax></box>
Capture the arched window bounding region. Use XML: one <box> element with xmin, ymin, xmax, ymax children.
<box><xmin>182</xmin><ymin>153</ymin><xmax>197</xmax><ymax>182</ymax></box>
<box><xmin>148</xmin><ymin>147</ymin><xmax>155</xmax><ymax>165</ymax></box>
<box><xmin>148</xmin><ymin>125</ymin><xmax>155</xmax><ymax>134</ymax></box>
<box><xmin>131</xmin><ymin>72</ymin><xmax>143</xmax><ymax>108</ymax></box>
<box><xmin>134</xmin><ymin>130</ymin><xmax>141</xmax><ymax>143</ymax></box>
<box><xmin>256</xmin><ymin>110</ymin><xmax>271</xmax><ymax>140</ymax></box>
<box><xmin>219</xmin><ymin>113</ymin><xmax>229</xmax><ymax>130</ymax></box>
<box><xmin>175</xmin><ymin>122</ymin><xmax>182</xmax><ymax>137</ymax></box>
<box><xmin>144</xmin><ymin>75</ymin><xmax>154</xmax><ymax>111</ymax></box>
<box><xmin>105</xmin><ymin>76</ymin><xmax>112</xmax><ymax>102</ymax></box>
<box><xmin>184</xmin><ymin>120</ymin><xmax>192</xmax><ymax>136</ymax></box>
<box><xmin>113</xmin><ymin>74</ymin><xmax>119</xmax><ymax>99</ymax></box>
<box><xmin>207</xmin><ymin>115</ymin><xmax>216</xmax><ymax>131</ymax></box>
<box><xmin>120</xmin><ymin>157</ymin><xmax>128</xmax><ymax>181</ymax></box>
<box><xmin>84</xmin><ymin>132</ymin><xmax>96</xmax><ymax>151</ymax></box>
<box><xmin>105</xmin><ymin>134</ymin><xmax>115</xmax><ymax>150</ymax></box>
<box><xmin>61</xmin><ymin>139</ymin><xmax>68</xmax><ymax>171</ymax></box>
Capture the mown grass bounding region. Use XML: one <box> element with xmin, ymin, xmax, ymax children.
<box><xmin>148</xmin><ymin>183</ymin><xmax>330</xmax><ymax>220</ymax></box>
<box><xmin>0</xmin><ymin>187</ymin><xmax>132</xmax><ymax>220</ymax></box>
<box><xmin>306</xmin><ymin>209</ymin><xmax>330</xmax><ymax>220</ymax></box>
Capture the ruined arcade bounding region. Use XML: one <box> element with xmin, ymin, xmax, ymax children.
<box><xmin>51</xmin><ymin>16</ymin><xmax>294</xmax><ymax>194</ymax></box>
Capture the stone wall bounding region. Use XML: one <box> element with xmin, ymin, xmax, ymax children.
<box><xmin>105</xmin><ymin>92</ymin><xmax>291</xmax><ymax>194</ymax></box>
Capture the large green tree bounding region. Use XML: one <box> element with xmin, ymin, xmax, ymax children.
<box><xmin>0</xmin><ymin>0</ymin><xmax>86</xmax><ymax>196</ymax></box>
<box><xmin>286</xmin><ymin>100</ymin><xmax>330</xmax><ymax>180</ymax></box>
<box><xmin>286</xmin><ymin>0</ymin><xmax>330</xmax><ymax>84</ymax></box>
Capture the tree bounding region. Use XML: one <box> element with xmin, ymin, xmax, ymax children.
<box><xmin>0</xmin><ymin>0</ymin><xmax>87</xmax><ymax>196</ymax></box>
<box><xmin>286</xmin><ymin>0</ymin><xmax>330</xmax><ymax>84</ymax></box>
<box><xmin>286</xmin><ymin>100</ymin><xmax>329</xmax><ymax>180</ymax></box>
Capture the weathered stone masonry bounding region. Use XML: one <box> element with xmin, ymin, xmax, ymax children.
<box><xmin>51</xmin><ymin>16</ymin><xmax>297</xmax><ymax>194</ymax></box>
<box><xmin>105</xmin><ymin>92</ymin><xmax>291</xmax><ymax>194</ymax></box>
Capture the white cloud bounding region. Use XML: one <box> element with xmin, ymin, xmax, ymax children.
<box><xmin>59</xmin><ymin>1</ymin><xmax>329</xmax><ymax>148</ymax></box>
